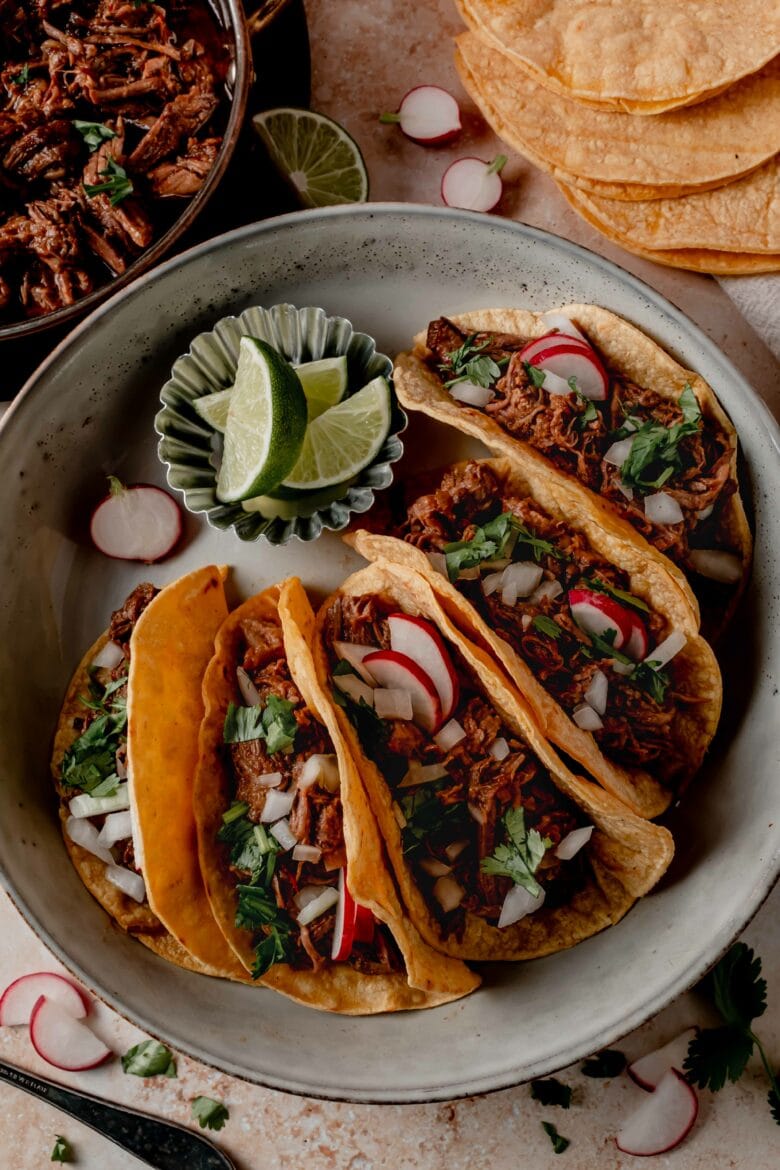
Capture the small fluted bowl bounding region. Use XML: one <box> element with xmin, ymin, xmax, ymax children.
<box><xmin>155</xmin><ymin>303</ymin><xmax>406</xmax><ymax>543</ymax></box>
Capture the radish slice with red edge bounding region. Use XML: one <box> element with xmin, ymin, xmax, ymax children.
<box><xmin>519</xmin><ymin>333</ymin><xmax>592</xmax><ymax>367</ymax></box>
<box><xmin>387</xmin><ymin>613</ymin><xmax>459</xmax><ymax>722</ymax></box>
<box><xmin>616</xmin><ymin>1069</ymin><xmax>698</xmax><ymax>1155</ymax></box>
<box><xmin>29</xmin><ymin>996</ymin><xmax>111</xmax><ymax>1071</ymax></box>
<box><xmin>628</xmin><ymin>1028</ymin><xmax>698</xmax><ymax>1092</ymax></box>
<box><xmin>568</xmin><ymin>588</ymin><xmax>634</xmax><ymax>649</ymax></box>
<box><xmin>331</xmin><ymin>869</ymin><xmax>374</xmax><ymax>959</ymax></box>
<box><xmin>441</xmin><ymin>155</ymin><xmax>506</xmax><ymax>212</ymax></box>
<box><xmin>525</xmin><ymin>343</ymin><xmax>608</xmax><ymax>401</ymax></box>
<box><xmin>541</xmin><ymin>312</ymin><xmax>588</xmax><ymax>344</ymax></box>
<box><xmin>0</xmin><ymin>973</ymin><xmax>88</xmax><ymax>1027</ymax></box>
<box><xmin>624</xmin><ymin>616</ymin><xmax>649</xmax><ymax>661</ymax></box>
<box><xmin>363</xmin><ymin>649</ymin><xmax>442</xmax><ymax>732</ymax></box>
<box><xmin>379</xmin><ymin>86</ymin><xmax>461</xmax><ymax>145</ymax></box>
<box><xmin>90</xmin><ymin>477</ymin><xmax>182</xmax><ymax>563</ymax></box>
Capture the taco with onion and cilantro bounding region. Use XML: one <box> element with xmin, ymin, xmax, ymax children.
<box><xmin>392</xmin><ymin>304</ymin><xmax>752</xmax><ymax>635</ymax></box>
<box><xmin>348</xmin><ymin>457</ymin><xmax>722</xmax><ymax>819</ymax></box>
<box><xmin>312</xmin><ymin>560</ymin><xmax>673</xmax><ymax>962</ymax></box>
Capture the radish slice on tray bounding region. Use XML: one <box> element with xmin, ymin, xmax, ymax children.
<box><xmin>363</xmin><ymin>649</ymin><xmax>442</xmax><ymax>732</ymax></box>
<box><xmin>30</xmin><ymin>996</ymin><xmax>111</xmax><ymax>1071</ymax></box>
<box><xmin>387</xmin><ymin>613</ymin><xmax>459</xmax><ymax>722</ymax></box>
<box><xmin>0</xmin><ymin>973</ymin><xmax>88</xmax><ymax>1027</ymax></box>
<box><xmin>379</xmin><ymin>86</ymin><xmax>461</xmax><ymax>145</ymax></box>
<box><xmin>441</xmin><ymin>155</ymin><xmax>506</xmax><ymax>212</ymax></box>
<box><xmin>628</xmin><ymin>1028</ymin><xmax>698</xmax><ymax>1091</ymax></box>
<box><xmin>90</xmin><ymin>478</ymin><xmax>182</xmax><ymax>563</ymax></box>
<box><xmin>616</xmin><ymin>1069</ymin><xmax>698</xmax><ymax>1155</ymax></box>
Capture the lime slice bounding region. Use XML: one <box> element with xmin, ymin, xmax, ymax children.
<box><xmin>252</xmin><ymin>108</ymin><xmax>369</xmax><ymax>208</ymax></box>
<box><xmin>193</xmin><ymin>388</ymin><xmax>232</xmax><ymax>432</ymax></box>
<box><xmin>216</xmin><ymin>337</ymin><xmax>307</xmax><ymax>503</ymax></box>
<box><xmin>243</xmin><ymin>477</ymin><xmax>358</xmax><ymax>520</ymax></box>
<box><xmin>282</xmin><ymin>376</ymin><xmax>391</xmax><ymax>491</ymax></box>
<box><xmin>296</xmin><ymin>355</ymin><xmax>349</xmax><ymax>419</ymax></box>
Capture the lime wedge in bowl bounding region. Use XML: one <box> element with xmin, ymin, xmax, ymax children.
<box><xmin>216</xmin><ymin>337</ymin><xmax>307</xmax><ymax>502</ymax></box>
<box><xmin>297</xmin><ymin>355</ymin><xmax>348</xmax><ymax>418</ymax></box>
<box><xmin>282</xmin><ymin>376</ymin><xmax>391</xmax><ymax>491</ymax></box>
<box><xmin>193</xmin><ymin>387</ymin><xmax>232</xmax><ymax>432</ymax></box>
<box><xmin>252</xmin><ymin>108</ymin><xmax>369</xmax><ymax>208</ymax></box>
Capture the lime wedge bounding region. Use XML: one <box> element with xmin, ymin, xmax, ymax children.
<box><xmin>252</xmin><ymin>108</ymin><xmax>369</xmax><ymax>208</ymax></box>
<box><xmin>243</xmin><ymin>477</ymin><xmax>358</xmax><ymax>520</ymax></box>
<box><xmin>193</xmin><ymin>388</ymin><xmax>232</xmax><ymax>432</ymax></box>
<box><xmin>296</xmin><ymin>355</ymin><xmax>349</xmax><ymax>419</ymax></box>
<box><xmin>216</xmin><ymin>337</ymin><xmax>307</xmax><ymax>503</ymax></box>
<box><xmin>282</xmin><ymin>376</ymin><xmax>391</xmax><ymax>491</ymax></box>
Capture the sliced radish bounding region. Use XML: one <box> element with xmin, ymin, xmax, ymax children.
<box><xmin>364</xmin><ymin>650</ymin><xmax>442</xmax><ymax>732</ymax></box>
<box><xmin>90</xmin><ymin>478</ymin><xmax>181</xmax><ymax>563</ymax></box>
<box><xmin>689</xmin><ymin>548</ymin><xmax>743</xmax><ymax>584</ymax></box>
<box><xmin>379</xmin><ymin>85</ymin><xmax>461</xmax><ymax>145</ymax></box>
<box><xmin>441</xmin><ymin>155</ymin><xmax>506</xmax><ymax>212</ymax></box>
<box><xmin>525</xmin><ymin>343</ymin><xmax>608</xmax><ymax>401</ymax></box>
<box><xmin>569</xmin><ymin>588</ymin><xmax>634</xmax><ymax>649</ymax></box>
<box><xmin>334</xmin><ymin>641</ymin><xmax>379</xmax><ymax>684</ymax></box>
<box><xmin>332</xmin><ymin>869</ymin><xmax>375</xmax><ymax>960</ymax></box>
<box><xmin>616</xmin><ymin>1069</ymin><xmax>698</xmax><ymax>1155</ymax></box>
<box><xmin>498</xmin><ymin>884</ymin><xmax>545</xmax><ymax>928</ymax></box>
<box><xmin>541</xmin><ymin>312</ymin><xmax>588</xmax><ymax>344</ymax></box>
<box><xmin>30</xmin><ymin>996</ymin><xmax>111</xmax><ymax>1071</ymax></box>
<box><xmin>519</xmin><ymin>332</ymin><xmax>592</xmax><ymax>367</ymax></box>
<box><xmin>387</xmin><ymin>613</ymin><xmax>459</xmax><ymax>723</ymax></box>
<box><xmin>624</xmin><ymin>616</ymin><xmax>649</xmax><ymax>661</ymax></box>
<box><xmin>555</xmin><ymin>825</ymin><xmax>593</xmax><ymax>860</ymax></box>
<box><xmin>644</xmin><ymin>492</ymin><xmax>684</xmax><ymax>526</ymax></box>
<box><xmin>628</xmin><ymin>1029</ymin><xmax>698</xmax><ymax>1091</ymax></box>
<box><xmin>353</xmin><ymin>899</ymin><xmax>376</xmax><ymax>944</ymax></box>
<box><xmin>0</xmin><ymin>974</ymin><xmax>88</xmax><ymax>1027</ymax></box>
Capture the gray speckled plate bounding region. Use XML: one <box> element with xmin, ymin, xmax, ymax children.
<box><xmin>0</xmin><ymin>205</ymin><xmax>777</xmax><ymax>1104</ymax></box>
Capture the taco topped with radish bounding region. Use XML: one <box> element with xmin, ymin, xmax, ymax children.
<box><xmin>392</xmin><ymin>304</ymin><xmax>752</xmax><ymax>634</ymax></box>
<box><xmin>313</xmin><ymin>561</ymin><xmax>673</xmax><ymax>962</ymax></box>
<box><xmin>349</xmin><ymin>459</ymin><xmax>722</xmax><ymax>819</ymax></box>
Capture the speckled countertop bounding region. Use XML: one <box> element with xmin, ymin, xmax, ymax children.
<box><xmin>1</xmin><ymin>1</ymin><xmax>778</xmax><ymax>1166</ymax></box>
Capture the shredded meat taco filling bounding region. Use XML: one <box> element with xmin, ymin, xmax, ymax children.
<box><xmin>219</xmin><ymin>614</ymin><xmax>403</xmax><ymax>978</ymax></box>
<box><xmin>324</xmin><ymin>593</ymin><xmax>590</xmax><ymax>937</ymax></box>
<box><xmin>425</xmin><ymin>317</ymin><xmax>737</xmax><ymax>578</ymax></box>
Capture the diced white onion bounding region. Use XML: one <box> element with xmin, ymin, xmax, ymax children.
<box><xmin>615</xmin><ymin>478</ymin><xmax>634</xmax><ymax>501</ymax></box>
<box><xmin>65</xmin><ymin>816</ymin><xmax>114</xmax><ymax>865</ymax></box>
<box><xmin>530</xmin><ymin>579</ymin><xmax>563</xmax><ymax>604</ymax></box>
<box><xmin>105</xmin><ymin>865</ymin><xmax>146</xmax><ymax>903</ymax></box>
<box><xmin>333</xmin><ymin>673</ymin><xmax>374</xmax><ymax>706</ymax></box>
<box><xmin>697</xmin><ymin>504</ymin><xmax>714</xmax><ymax>521</ymax></box>
<box><xmin>434</xmin><ymin>718</ymin><xmax>466</xmax><ymax>751</ymax></box>
<box><xmin>294</xmin><ymin>884</ymin><xmax>324</xmax><ymax>910</ymax></box>
<box><xmin>399</xmin><ymin>761</ymin><xmax>449</xmax><ymax>788</ymax></box>
<box><xmin>573</xmin><ymin>703</ymin><xmax>604</xmax><ymax>731</ymax></box>
<box><xmin>444</xmin><ymin>839</ymin><xmax>469</xmax><ymax>862</ymax></box>
<box><xmin>97</xmin><ymin>810</ymin><xmax>133</xmax><ymax>848</ymax></box>
<box><xmin>392</xmin><ymin>801</ymin><xmax>407</xmax><ymax>828</ymax></box>
<box><xmin>419</xmin><ymin>857</ymin><xmax>453</xmax><ymax>878</ymax></box>
<box><xmin>489</xmin><ymin>736</ymin><xmax>510</xmax><ymax>761</ymax></box>
<box><xmin>611</xmin><ymin>658</ymin><xmax>634</xmax><ymax>676</ymax></box>
<box><xmin>432</xmin><ymin>875</ymin><xmax>465</xmax><ymax>912</ymax></box>
<box><xmin>689</xmin><ymin>548</ymin><xmax>742</xmax><ymax>584</ymax></box>
<box><xmin>69</xmin><ymin>785</ymin><xmax>130</xmax><ymax>819</ymax></box>
<box><xmin>521</xmin><ymin>614</ymin><xmax>532</xmax><ymax>630</ymax></box>
<box><xmin>555</xmin><ymin>826</ymin><xmax>594</xmax><ymax>860</ymax></box>
<box><xmin>269</xmin><ymin>818</ymin><xmax>297</xmax><ymax>851</ymax></box>
<box><xmin>541</xmin><ymin>312</ymin><xmax>588</xmax><ymax>343</ymax></box>
<box><xmin>622</xmin><ymin>417</ymin><xmax>639</xmax><ymax>434</ymax></box>
<box><xmin>644</xmin><ymin>492</ymin><xmax>684</xmax><ymax>526</ymax></box>
<box><xmin>468</xmin><ymin>802</ymin><xmax>485</xmax><ymax>825</ymax></box>
<box><xmin>482</xmin><ymin>570</ymin><xmax>505</xmax><ymax>597</ymax></box>
<box><xmin>502</xmin><ymin>562</ymin><xmax>545</xmax><ymax>598</ymax></box>
<box><xmin>258</xmin><ymin>771</ymin><xmax>283</xmax><ymax>788</ymax></box>
<box><xmin>292</xmin><ymin>843</ymin><xmax>322</xmax><ymax>864</ymax></box>
<box><xmin>604</xmin><ymin>437</ymin><xmax>635</xmax><ymax>466</ymax></box>
<box><xmin>427</xmin><ymin>551</ymin><xmax>448</xmax><ymax>577</ymax></box>
<box><xmin>374</xmin><ymin>688</ymin><xmax>414</xmax><ymax>721</ymax></box>
<box><xmin>296</xmin><ymin>886</ymin><xmax>339</xmax><ymax>926</ymax></box>
<box><xmin>90</xmin><ymin>640</ymin><xmax>125</xmax><ymax>671</ymax></box>
<box><xmin>298</xmin><ymin>754</ymin><xmax>340</xmax><ymax>792</ymax></box>
<box><xmin>501</xmin><ymin>581</ymin><xmax>518</xmax><ymax>607</ymax></box>
<box><xmin>236</xmin><ymin>666</ymin><xmax>261</xmax><ymax>706</ymax></box>
<box><xmin>449</xmin><ymin>380</ymin><xmax>494</xmax><ymax>408</ymax></box>
<box><xmin>260</xmin><ymin>788</ymin><xmax>295</xmax><ymax>823</ymax></box>
<box><xmin>497</xmin><ymin>884</ymin><xmax>546</xmax><ymax>928</ymax></box>
<box><xmin>584</xmin><ymin>670</ymin><xmax>609</xmax><ymax>716</ymax></box>
<box><xmin>536</xmin><ymin>368</ymin><xmax>573</xmax><ymax>396</ymax></box>
<box><xmin>333</xmin><ymin>641</ymin><xmax>379</xmax><ymax>684</ymax></box>
<box><xmin>645</xmin><ymin>630</ymin><xmax>687</xmax><ymax>668</ymax></box>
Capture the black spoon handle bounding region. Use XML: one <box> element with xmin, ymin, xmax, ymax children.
<box><xmin>0</xmin><ymin>1058</ymin><xmax>235</xmax><ymax>1170</ymax></box>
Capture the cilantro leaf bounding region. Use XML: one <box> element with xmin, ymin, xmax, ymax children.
<box><xmin>234</xmin><ymin>884</ymin><xmax>296</xmax><ymax>978</ymax></box>
<box><xmin>572</xmin><ymin>384</ymin><xmax>599</xmax><ymax>431</ymax></box>
<box><xmin>443</xmin><ymin>511</ymin><xmax>563</xmax><ymax>581</ymax></box>
<box><xmin>61</xmin><ymin>674</ymin><xmax>128</xmax><ymax>795</ymax></box>
<box><xmin>532</xmin><ymin>615</ymin><xmax>563</xmax><ymax>640</ymax></box>
<box><xmin>224</xmin><ymin>695</ymin><xmax>297</xmax><ymax>753</ymax></box>
<box><xmin>441</xmin><ymin>335</ymin><xmax>507</xmax><ymax>389</ymax></box>
<box><xmin>51</xmin><ymin>1136</ymin><xmax>73</xmax><ymax>1163</ymax></box>
<box><xmin>530</xmin><ymin>1078</ymin><xmax>572</xmax><ymax>1108</ymax></box>
<box><xmin>710</xmin><ymin>941</ymin><xmax>766</xmax><ymax>1029</ymax></box>
<box><xmin>581</xmin><ymin>577</ymin><xmax>650</xmax><ymax>614</ymax></box>
<box><xmin>121</xmin><ymin>1039</ymin><xmax>177</xmax><ymax>1078</ymax></box>
<box><xmin>525</xmin><ymin>363</ymin><xmax>548</xmax><ymax>389</ymax></box>
<box><xmin>580</xmin><ymin>625</ymin><xmax>634</xmax><ymax>667</ymax></box>
<box><xmin>613</xmin><ymin>384</ymin><xmax>702</xmax><ymax>493</ymax></box>
<box><xmin>84</xmin><ymin>158</ymin><xmax>133</xmax><ymax>206</ymax></box>
<box><xmin>218</xmin><ymin>804</ymin><xmax>279</xmax><ymax>884</ymax></box>
<box><xmin>581</xmin><ymin>1049</ymin><xmax>626</xmax><ymax>1077</ymax></box>
<box><xmin>684</xmin><ymin>1025</ymin><xmax>753</xmax><ymax>1092</ymax></box>
<box><xmin>224</xmin><ymin>702</ymin><xmax>266</xmax><ymax>743</ymax></box>
<box><xmin>541</xmin><ymin>1121</ymin><xmax>570</xmax><ymax>1154</ymax></box>
<box><xmin>629</xmin><ymin>659</ymin><xmax>670</xmax><ymax>704</ymax></box>
<box><xmin>769</xmin><ymin>1085</ymin><xmax>780</xmax><ymax>1125</ymax></box>
<box><xmin>400</xmin><ymin>781</ymin><xmax>469</xmax><ymax>858</ymax></box>
<box><xmin>192</xmin><ymin>1096</ymin><xmax>229</xmax><ymax>1131</ymax></box>
<box><xmin>481</xmin><ymin>807</ymin><xmax>551</xmax><ymax>896</ymax></box>
<box><xmin>73</xmin><ymin>120</ymin><xmax>117</xmax><ymax>152</ymax></box>
<box><xmin>13</xmin><ymin>64</ymin><xmax>30</xmax><ymax>87</ymax></box>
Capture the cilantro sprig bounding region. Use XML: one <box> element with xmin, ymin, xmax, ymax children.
<box><xmin>581</xmin><ymin>1048</ymin><xmax>626</xmax><ymax>1078</ymax></box>
<box><xmin>530</xmin><ymin>1077</ymin><xmax>572</xmax><ymax>1108</ymax></box>
<box><xmin>192</xmin><ymin>1096</ymin><xmax>229</xmax><ymax>1131</ymax></box>
<box><xmin>74</xmin><ymin>120</ymin><xmax>117</xmax><ymax>153</ymax></box>
<box><xmin>224</xmin><ymin>694</ymin><xmax>297</xmax><ymax>754</ymax></box>
<box><xmin>611</xmin><ymin>385</ymin><xmax>702</xmax><ymax>493</ymax></box>
<box><xmin>581</xmin><ymin>576</ymin><xmax>649</xmax><ymax>614</ymax></box>
<box><xmin>84</xmin><ymin>158</ymin><xmax>133</xmax><ymax>206</ymax></box>
<box><xmin>532</xmin><ymin>614</ymin><xmax>563</xmax><ymax>640</ymax></box>
<box><xmin>542</xmin><ymin>1121</ymin><xmax>570</xmax><ymax>1154</ymax></box>
<box><xmin>400</xmin><ymin>781</ymin><xmax>469</xmax><ymax>859</ymax></box>
<box><xmin>684</xmin><ymin>943</ymin><xmax>779</xmax><ymax>1125</ymax></box>
<box><xmin>441</xmin><ymin>334</ymin><xmax>508</xmax><ymax>389</ymax></box>
<box><xmin>121</xmin><ymin>1039</ymin><xmax>177</xmax><ymax>1078</ymax></box>
<box><xmin>51</xmin><ymin>1136</ymin><xmax>73</xmax><ymax>1163</ymax></box>
<box><xmin>443</xmin><ymin>511</ymin><xmax>564</xmax><ymax>582</ymax></box>
<box><xmin>481</xmin><ymin>806</ymin><xmax>551</xmax><ymax>897</ymax></box>
<box><xmin>61</xmin><ymin>673</ymin><xmax>127</xmax><ymax>796</ymax></box>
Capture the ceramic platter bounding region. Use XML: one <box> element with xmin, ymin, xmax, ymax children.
<box><xmin>0</xmin><ymin>205</ymin><xmax>778</xmax><ymax>1103</ymax></box>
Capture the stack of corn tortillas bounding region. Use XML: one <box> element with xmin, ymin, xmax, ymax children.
<box><xmin>454</xmin><ymin>1</ymin><xmax>780</xmax><ymax>273</ymax></box>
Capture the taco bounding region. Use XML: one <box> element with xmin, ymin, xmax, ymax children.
<box><xmin>51</xmin><ymin>567</ymin><xmax>245</xmax><ymax>979</ymax></box>
<box><xmin>393</xmin><ymin>304</ymin><xmax>752</xmax><ymax>634</ymax></box>
<box><xmin>349</xmin><ymin>459</ymin><xmax>722</xmax><ymax>819</ymax></box>
<box><xmin>193</xmin><ymin>577</ymin><xmax>479</xmax><ymax>1013</ymax></box>
<box><xmin>312</xmin><ymin>561</ymin><xmax>673</xmax><ymax>962</ymax></box>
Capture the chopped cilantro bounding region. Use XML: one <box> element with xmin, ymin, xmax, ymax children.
<box><xmin>532</xmin><ymin>615</ymin><xmax>563</xmax><ymax>640</ymax></box>
<box><xmin>581</xmin><ymin>577</ymin><xmax>650</xmax><ymax>614</ymax></box>
<box><xmin>612</xmin><ymin>384</ymin><xmax>702</xmax><ymax>493</ymax></box>
<box><xmin>573</xmin><ymin>384</ymin><xmax>599</xmax><ymax>430</ymax></box>
<box><xmin>400</xmin><ymin>781</ymin><xmax>469</xmax><ymax>858</ymax></box>
<box><xmin>332</xmin><ymin>658</ymin><xmax>356</xmax><ymax>676</ymax></box>
<box><xmin>223</xmin><ymin>695</ymin><xmax>297</xmax><ymax>754</ymax></box>
<box><xmin>530</xmin><ymin>1077</ymin><xmax>572</xmax><ymax>1108</ymax></box>
<box><xmin>684</xmin><ymin>943</ymin><xmax>780</xmax><ymax>1125</ymax></box>
<box><xmin>84</xmin><ymin>158</ymin><xmax>133</xmax><ymax>206</ymax></box>
<box><xmin>525</xmin><ymin>362</ymin><xmax>548</xmax><ymax>389</ymax></box>
<box><xmin>335</xmin><ymin>691</ymin><xmax>392</xmax><ymax>769</ymax></box>
<box><xmin>191</xmin><ymin>1096</ymin><xmax>229</xmax><ymax>1131</ymax></box>
<box><xmin>629</xmin><ymin>659</ymin><xmax>670</xmax><ymax>704</ymax></box>
<box><xmin>73</xmin><ymin>120</ymin><xmax>117</xmax><ymax>152</ymax></box>
<box><xmin>581</xmin><ymin>625</ymin><xmax>634</xmax><ymax>667</ymax></box>
<box><xmin>51</xmin><ymin>1136</ymin><xmax>73</xmax><ymax>1163</ymax></box>
<box><xmin>581</xmin><ymin>1049</ymin><xmax>626</xmax><ymax>1077</ymax></box>
<box><xmin>443</xmin><ymin>511</ymin><xmax>563</xmax><ymax>581</ymax></box>
<box><xmin>481</xmin><ymin>806</ymin><xmax>551</xmax><ymax>897</ymax></box>
<box><xmin>13</xmin><ymin>64</ymin><xmax>30</xmax><ymax>87</ymax></box>
<box><xmin>218</xmin><ymin>803</ymin><xmax>280</xmax><ymax>885</ymax></box>
<box><xmin>441</xmin><ymin>335</ymin><xmax>507</xmax><ymax>389</ymax></box>
<box><xmin>61</xmin><ymin>673</ymin><xmax>127</xmax><ymax>795</ymax></box>
<box><xmin>121</xmin><ymin>1039</ymin><xmax>177</xmax><ymax>1078</ymax></box>
<box><xmin>235</xmin><ymin>884</ymin><xmax>296</xmax><ymax>978</ymax></box>
<box><xmin>542</xmin><ymin>1121</ymin><xmax>570</xmax><ymax>1154</ymax></box>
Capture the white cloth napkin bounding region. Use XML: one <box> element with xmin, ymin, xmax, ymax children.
<box><xmin>717</xmin><ymin>275</ymin><xmax>780</xmax><ymax>361</ymax></box>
